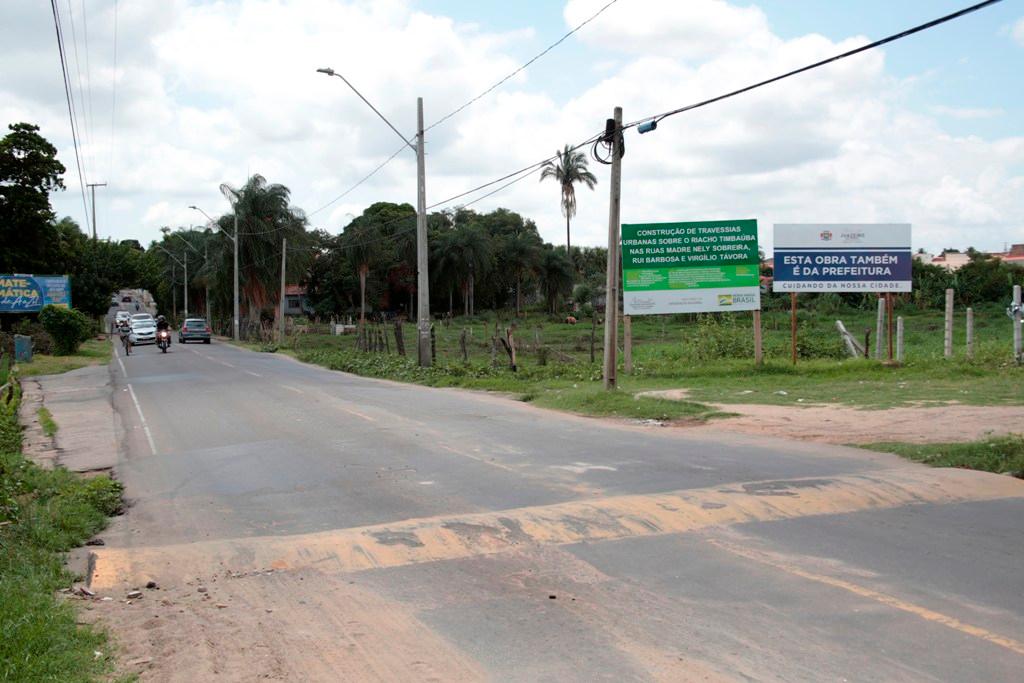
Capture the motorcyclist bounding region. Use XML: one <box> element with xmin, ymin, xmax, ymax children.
<box><xmin>156</xmin><ymin>315</ymin><xmax>172</xmax><ymax>345</ymax></box>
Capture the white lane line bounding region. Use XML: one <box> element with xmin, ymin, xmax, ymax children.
<box><xmin>244</xmin><ymin>370</ymin><xmax>262</xmax><ymax>378</ymax></box>
<box><xmin>127</xmin><ymin>383</ymin><xmax>157</xmax><ymax>456</ymax></box>
<box><xmin>341</xmin><ymin>406</ymin><xmax>376</xmax><ymax>422</ymax></box>
<box><xmin>116</xmin><ymin>352</ymin><xmax>127</xmax><ymax>377</ymax></box>
<box><xmin>280</xmin><ymin>384</ymin><xmax>304</xmax><ymax>394</ymax></box>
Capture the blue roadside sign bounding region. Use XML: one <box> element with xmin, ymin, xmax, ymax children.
<box><xmin>0</xmin><ymin>274</ymin><xmax>72</xmax><ymax>312</ymax></box>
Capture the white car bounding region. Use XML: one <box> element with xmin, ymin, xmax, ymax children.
<box><xmin>131</xmin><ymin>313</ymin><xmax>154</xmax><ymax>324</ymax></box>
<box><xmin>115</xmin><ymin>311</ymin><xmax>132</xmax><ymax>325</ymax></box>
<box><xmin>129</xmin><ymin>320</ymin><xmax>157</xmax><ymax>345</ymax></box>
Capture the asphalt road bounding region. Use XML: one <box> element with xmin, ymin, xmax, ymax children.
<box><xmin>91</xmin><ymin>335</ymin><xmax>1024</xmax><ymax>681</ymax></box>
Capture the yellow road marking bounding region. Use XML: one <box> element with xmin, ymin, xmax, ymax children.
<box><xmin>90</xmin><ymin>467</ymin><xmax>1023</xmax><ymax>589</ymax></box>
<box><xmin>707</xmin><ymin>538</ymin><xmax>1024</xmax><ymax>657</ymax></box>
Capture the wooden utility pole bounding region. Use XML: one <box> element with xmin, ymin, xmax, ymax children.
<box><xmin>602</xmin><ymin>106</ymin><xmax>623</xmax><ymax>390</ymax></box>
<box><xmin>416</xmin><ymin>97</ymin><xmax>432</xmax><ymax>367</ymax></box>
<box><xmin>279</xmin><ymin>238</ymin><xmax>287</xmax><ymax>343</ymax></box>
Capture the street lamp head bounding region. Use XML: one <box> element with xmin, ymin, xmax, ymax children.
<box><xmin>316</xmin><ymin>67</ymin><xmax>336</xmax><ymax>76</ymax></box>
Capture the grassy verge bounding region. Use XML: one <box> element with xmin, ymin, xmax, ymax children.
<box><xmin>862</xmin><ymin>435</ymin><xmax>1024</xmax><ymax>478</ymax></box>
<box><xmin>15</xmin><ymin>339</ymin><xmax>111</xmax><ymax>378</ymax></box>
<box><xmin>37</xmin><ymin>406</ymin><xmax>58</xmax><ymax>437</ymax></box>
<box><xmin>1</xmin><ymin>378</ymin><xmax>125</xmax><ymax>681</ymax></box>
<box><xmin>273</xmin><ymin>305</ymin><xmax>1022</xmax><ymax>413</ymax></box>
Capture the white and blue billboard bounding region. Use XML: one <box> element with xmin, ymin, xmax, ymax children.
<box><xmin>772</xmin><ymin>224</ymin><xmax>912</xmax><ymax>293</ymax></box>
<box><xmin>0</xmin><ymin>275</ymin><xmax>72</xmax><ymax>312</ymax></box>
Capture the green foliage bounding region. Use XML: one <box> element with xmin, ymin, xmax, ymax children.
<box><xmin>37</xmin><ymin>407</ymin><xmax>57</xmax><ymax>438</ymax></box>
<box><xmin>863</xmin><ymin>435</ymin><xmax>1024</xmax><ymax>478</ymax></box>
<box><xmin>12</xmin><ymin>318</ymin><xmax>55</xmax><ymax>355</ymax></box>
<box><xmin>0</xmin><ymin>378</ymin><xmax>123</xmax><ymax>682</ymax></box>
<box><xmin>0</xmin><ymin>123</ymin><xmax>67</xmax><ymax>274</ymax></box>
<box><xmin>38</xmin><ymin>305</ymin><xmax>92</xmax><ymax>355</ymax></box>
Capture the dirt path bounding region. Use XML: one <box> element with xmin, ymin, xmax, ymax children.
<box><xmin>79</xmin><ymin>568</ymin><xmax>483</xmax><ymax>682</ymax></box>
<box><xmin>655</xmin><ymin>392</ymin><xmax>1024</xmax><ymax>444</ymax></box>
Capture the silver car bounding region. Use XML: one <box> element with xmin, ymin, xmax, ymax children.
<box><xmin>129</xmin><ymin>320</ymin><xmax>157</xmax><ymax>345</ymax></box>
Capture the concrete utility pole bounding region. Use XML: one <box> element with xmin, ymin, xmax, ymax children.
<box><xmin>602</xmin><ymin>106</ymin><xmax>623</xmax><ymax>390</ymax></box>
<box><xmin>86</xmin><ymin>182</ymin><xmax>106</xmax><ymax>239</ymax></box>
<box><xmin>279</xmin><ymin>238</ymin><xmax>287</xmax><ymax>343</ymax></box>
<box><xmin>416</xmin><ymin>97</ymin><xmax>431</xmax><ymax>367</ymax></box>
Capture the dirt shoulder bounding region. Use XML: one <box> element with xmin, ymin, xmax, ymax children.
<box><xmin>680</xmin><ymin>399</ymin><xmax>1024</xmax><ymax>445</ymax></box>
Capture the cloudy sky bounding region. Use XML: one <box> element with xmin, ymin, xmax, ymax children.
<box><xmin>2</xmin><ymin>0</ymin><xmax>1022</xmax><ymax>254</ymax></box>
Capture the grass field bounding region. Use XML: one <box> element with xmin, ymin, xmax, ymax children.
<box><xmin>1</xmin><ymin>365</ymin><xmax>126</xmax><ymax>681</ymax></box>
<box><xmin>268</xmin><ymin>304</ymin><xmax>1022</xmax><ymax>420</ymax></box>
<box><xmin>863</xmin><ymin>435</ymin><xmax>1024</xmax><ymax>477</ymax></box>
<box><xmin>14</xmin><ymin>338</ymin><xmax>111</xmax><ymax>378</ymax></box>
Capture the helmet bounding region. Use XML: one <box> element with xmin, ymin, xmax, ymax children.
<box><xmin>157</xmin><ymin>315</ymin><xmax>166</xmax><ymax>322</ymax></box>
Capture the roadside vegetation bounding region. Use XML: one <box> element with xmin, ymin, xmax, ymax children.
<box><xmin>254</xmin><ymin>303</ymin><xmax>1023</xmax><ymax>423</ymax></box>
<box><xmin>0</xmin><ymin>372</ymin><xmax>125</xmax><ymax>681</ymax></box>
<box><xmin>863</xmin><ymin>435</ymin><xmax>1024</xmax><ymax>478</ymax></box>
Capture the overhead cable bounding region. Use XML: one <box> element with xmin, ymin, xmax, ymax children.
<box><xmin>49</xmin><ymin>0</ymin><xmax>91</xmax><ymax>224</ymax></box>
<box><xmin>626</xmin><ymin>0</ymin><xmax>1005</xmax><ymax>131</ymax></box>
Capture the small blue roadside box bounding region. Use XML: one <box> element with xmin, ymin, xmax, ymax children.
<box><xmin>14</xmin><ymin>334</ymin><xmax>32</xmax><ymax>363</ymax></box>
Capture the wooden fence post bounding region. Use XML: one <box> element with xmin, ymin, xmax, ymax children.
<box><xmin>753</xmin><ymin>310</ymin><xmax>763</xmax><ymax>366</ymax></box>
<box><xmin>966</xmin><ymin>307</ymin><xmax>974</xmax><ymax>360</ymax></box>
<box><xmin>790</xmin><ymin>293</ymin><xmax>798</xmax><ymax>365</ymax></box>
<box><xmin>944</xmin><ymin>288</ymin><xmax>954</xmax><ymax>359</ymax></box>
<box><xmin>874</xmin><ymin>296</ymin><xmax>885</xmax><ymax>360</ymax></box>
<box><xmin>623</xmin><ymin>315</ymin><xmax>633</xmax><ymax>374</ymax></box>
<box><xmin>896</xmin><ymin>316</ymin><xmax>904</xmax><ymax>364</ymax></box>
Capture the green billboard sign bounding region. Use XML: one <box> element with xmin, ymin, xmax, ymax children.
<box><xmin>621</xmin><ymin>219</ymin><xmax>760</xmax><ymax>314</ymax></box>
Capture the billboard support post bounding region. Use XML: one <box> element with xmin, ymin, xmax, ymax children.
<box><xmin>790</xmin><ymin>293</ymin><xmax>798</xmax><ymax>365</ymax></box>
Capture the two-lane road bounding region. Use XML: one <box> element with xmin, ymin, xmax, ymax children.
<box><xmin>92</xmin><ymin>338</ymin><xmax>1024</xmax><ymax>681</ymax></box>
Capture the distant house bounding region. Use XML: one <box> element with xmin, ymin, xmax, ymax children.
<box><xmin>993</xmin><ymin>244</ymin><xmax>1024</xmax><ymax>266</ymax></box>
<box><xmin>913</xmin><ymin>251</ymin><xmax>935</xmax><ymax>264</ymax></box>
<box><xmin>283</xmin><ymin>285</ymin><xmax>310</xmax><ymax>316</ymax></box>
<box><xmin>931</xmin><ymin>251</ymin><xmax>970</xmax><ymax>271</ymax></box>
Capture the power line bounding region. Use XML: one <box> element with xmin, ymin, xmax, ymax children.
<box><xmin>307</xmin><ymin>144</ymin><xmax>407</xmax><ymax>218</ymax></box>
<box><xmin>108</xmin><ymin>0</ymin><xmax>118</xmax><ymax>185</ymax></box>
<box><xmin>50</xmin><ymin>0</ymin><xmax>90</xmax><ymax>225</ymax></box>
<box><xmin>308</xmin><ymin>0</ymin><xmax>622</xmax><ymax>222</ymax></box>
<box><xmin>63</xmin><ymin>0</ymin><xmax>93</xmax><ymax>188</ymax></box>
<box><xmin>424</xmin><ymin>0</ymin><xmax>623</xmax><ymax>133</ymax></box>
<box><xmin>626</xmin><ymin>0</ymin><xmax>1005</xmax><ymax>131</ymax></box>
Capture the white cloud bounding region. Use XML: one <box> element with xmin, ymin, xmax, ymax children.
<box><xmin>0</xmin><ymin>0</ymin><xmax>1020</xmax><ymax>255</ymax></box>
<box><xmin>1013</xmin><ymin>17</ymin><xmax>1024</xmax><ymax>46</ymax></box>
<box><xmin>931</xmin><ymin>105</ymin><xmax>1005</xmax><ymax>120</ymax></box>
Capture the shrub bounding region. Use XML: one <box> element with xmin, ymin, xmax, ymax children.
<box><xmin>11</xmin><ymin>320</ymin><xmax>55</xmax><ymax>355</ymax></box>
<box><xmin>37</xmin><ymin>306</ymin><xmax>92</xmax><ymax>355</ymax></box>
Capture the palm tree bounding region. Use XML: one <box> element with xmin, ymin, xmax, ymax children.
<box><xmin>339</xmin><ymin>219</ymin><xmax>388</xmax><ymax>326</ymax></box>
<box><xmin>216</xmin><ymin>175</ymin><xmax>311</xmax><ymax>327</ymax></box>
<box><xmin>539</xmin><ymin>144</ymin><xmax>597</xmax><ymax>255</ymax></box>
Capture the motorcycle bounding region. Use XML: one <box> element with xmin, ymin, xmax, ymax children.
<box><xmin>157</xmin><ymin>328</ymin><xmax>171</xmax><ymax>353</ymax></box>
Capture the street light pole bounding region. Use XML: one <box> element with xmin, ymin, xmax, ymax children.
<box><xmin>190</xmin><ymin>203</ymin><xmax>237</xmax><ymax>338</ymax></box>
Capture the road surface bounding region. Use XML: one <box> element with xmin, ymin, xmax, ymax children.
<box><xmin>88</xmin><ymin>337</ymin><xmax>1024</xmax><ymax>681</ymax></box>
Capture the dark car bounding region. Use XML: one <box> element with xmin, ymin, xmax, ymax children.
<box><xmin>178</xmin><ymin>318</ymin><xmax>212</xmax><ymax>344</ymax></box>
